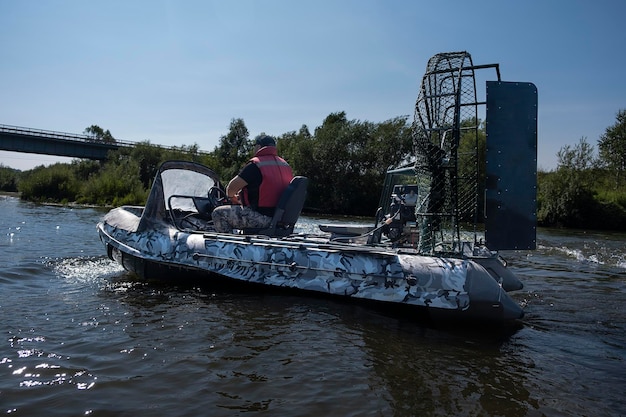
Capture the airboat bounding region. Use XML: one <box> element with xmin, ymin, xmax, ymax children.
<box><xmin>97</xmin><ymin>51</ymin><xmax>538</xmax><ymax>323</ymax></box>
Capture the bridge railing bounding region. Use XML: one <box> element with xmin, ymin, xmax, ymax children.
<box><xmin>0</xmin><ymin>123</ymin><xmax>211</xmax><ymax>156</ymax></box>
<box><xmin>0</xmin><ymin>124</ymin><xmax>136</xmax><ymax>148</ymax></box>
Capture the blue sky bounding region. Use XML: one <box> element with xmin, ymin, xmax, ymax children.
<box><xmin>1</xmin><ymin>0</ymin><xmax>624</xmax><ymax>171</ymax></box>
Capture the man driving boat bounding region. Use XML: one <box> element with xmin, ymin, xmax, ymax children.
<box><xmin>212</xmin><ymin>134</ymin><xmax>293</xmax><ymax>233</ymax></box>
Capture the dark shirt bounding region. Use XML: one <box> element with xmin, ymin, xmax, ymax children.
<box><xmin>238</xmin><ymin>163</ymin><xmax>274</xmax><ymax>217</ymax></box>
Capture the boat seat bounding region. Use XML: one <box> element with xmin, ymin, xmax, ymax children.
<box><xmin>241</xmin><ymin>176</ymin><xmax>309</xmax><ymax>237</ymax></box>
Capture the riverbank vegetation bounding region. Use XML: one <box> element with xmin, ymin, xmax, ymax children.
<box><xmin>1</xmin><ymin>110</ymin><xmax>625</xmax><ymax>231</ymax></box>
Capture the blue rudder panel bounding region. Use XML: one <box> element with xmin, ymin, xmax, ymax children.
<box><xmin>485</xmin><ymin>81</ymin><xmax>538</xmax><ymax>250</ymax></box>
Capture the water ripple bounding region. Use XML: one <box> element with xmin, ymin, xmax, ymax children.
<box><xmin>1</xmin><ymin>200</ymin><xmax>626</xmax><ymax>416</ymax></box>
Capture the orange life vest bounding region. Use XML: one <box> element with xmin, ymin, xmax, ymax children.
<box><xmin>241</xmin><ymin>147</ymin><xmax>293</xmax><ymax>209</ymax></box>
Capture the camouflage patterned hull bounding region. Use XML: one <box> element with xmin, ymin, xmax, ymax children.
<box><xmin>97</xmin><ymin>206</ymin><xmax>524</xmax><ymax>323</ymax></box>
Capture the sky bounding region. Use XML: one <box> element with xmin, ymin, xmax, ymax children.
<box><xmin>1</xmin><ymin>0</ymin><xmax>624</xmax><ymax>171</ymax></box>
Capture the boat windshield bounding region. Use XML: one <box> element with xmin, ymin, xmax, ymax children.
<box><xmin>162</xmin><ymin>168</ymin><xmax>217</xmax><ymax>211</ymax></box>
<box><xmin>138</xmin><ymin>160</ymin><xmax>221</xmax><ymax>230</ymax></box>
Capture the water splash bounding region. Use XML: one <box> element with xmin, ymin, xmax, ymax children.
<box><xmin>537</xmin><ymin>243</ymin><xmax>625</xmax><ymax>270</ymax></box>
<box><xmin>48</xmin><ymin>256</ymin><xmax>125</xmax><ymax>284</ymax></box>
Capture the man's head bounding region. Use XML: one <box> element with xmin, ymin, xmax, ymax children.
<box><xmin>254</xmin><ymin>134</ymin><xmax>276</xmax><ymax>148</ymax></box>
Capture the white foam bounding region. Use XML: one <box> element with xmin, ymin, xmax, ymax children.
<box><xmin>51</xmin><ymin>257</ymin><xmax>125</xmax><ymax>283</ymax></box>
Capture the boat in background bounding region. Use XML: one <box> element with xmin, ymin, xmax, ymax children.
<box><xmin>98</xmin><ymin>52</ymin><xmax>538</xmax><ymax>324</ymax></box>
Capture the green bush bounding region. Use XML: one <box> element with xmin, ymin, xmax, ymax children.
<box><xmin>77</xmin><ymin>158</ymin><xmax>147</xmax><ymax>206</ymax></box>
<box><xmin>0</xmin><ymin>165</ymin><xmax>19</xmax><ymax>192</ymax></box>
<box><xmin>538</xmin><ymin>168</ymin><xmax>626</xmax><ymax>230</ymax></box>
<box><xmin>19</xmin><ymin>164</ymin><xmax>81</xmax><ymax>202</ymax></box>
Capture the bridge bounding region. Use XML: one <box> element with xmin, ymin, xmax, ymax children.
<box><xmin>0</xmin><ymin>124</ymin><xmax>182</xmax><ymax>160</ymax></box>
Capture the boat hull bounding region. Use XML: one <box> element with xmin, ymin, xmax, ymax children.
<box><xmin>97</xmin><ymin>207</ymin><xmax>524</xmax><ymax>324</ymax></box>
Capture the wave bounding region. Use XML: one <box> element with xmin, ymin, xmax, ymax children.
<box><xmin>537</xmin><ymin>244</ymin><xmax>626</xmax><ymax>270</ymax></box>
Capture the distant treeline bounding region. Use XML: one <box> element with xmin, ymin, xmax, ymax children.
<box><xmin>1</xmin><ymin>110</ymin><xmax>625</xmax><ymax>231</ymax></box>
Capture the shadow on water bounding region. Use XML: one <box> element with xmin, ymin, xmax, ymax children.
<box><xmin>94</xmin><ymin>268</ymin><xmax>533</xmax><ymax>416</ymax></box>
<box><xmin>113</xmin><ymin>265</ymin><xmax>525</xmax><ymax>335</ymax></box>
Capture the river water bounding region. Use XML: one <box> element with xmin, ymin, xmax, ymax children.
<box><xmin>1</xmin><ymin>195</ymin><xmax>624</xmax><ymax>416</ymax></box>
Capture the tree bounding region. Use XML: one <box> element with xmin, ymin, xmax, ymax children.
<box><xmin>537</xmin><ymin>138</ymin><xmax>598</xmax><ymax>228</ymax></box>
<box><xmin>295</xmin><ymin>112</ymin><xmax>413</xmax><ymax>215</ymax></box>
<box><xmin>0</xmin><ymin>164</ymin><xmax>19</xmax><ymax>192</ymax></box>
<box><xmin>84</xmin><ymin>125</ymin><xmax>116</xmax><ymax>143</ymax></box>
<box><xmin>558</xmin><ymin>136</ymin><xmax>596</xmax><ymax>171</ymax></box>
<box><xmin>214</xmin><ymin>118</ymin><xmax>252</xmax><ymax>180</ymax></box>
<box><xmin>598</xmin><ymin>109</ymin><xmax>626</xmax><ymax>188</ymax></box>
<box><xmin>278</xmin><ymin>125</ymin><xmax>314</xmax><ymax>177</ymax></box>
<box><xmin>130</xmin><ymin>141</ymin><xmax>166</xmax><ymax>189</ymax></box>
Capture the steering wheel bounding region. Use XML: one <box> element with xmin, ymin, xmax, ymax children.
<box><xmin>208</xmin><ymin>186</ymin><xmax>228</xmax><ymax>207</ymax></box>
